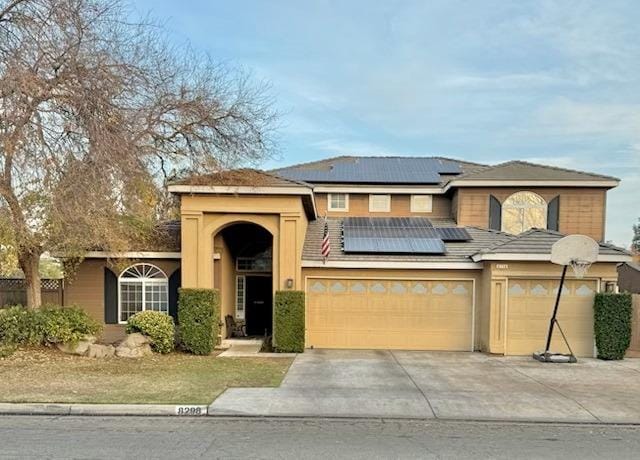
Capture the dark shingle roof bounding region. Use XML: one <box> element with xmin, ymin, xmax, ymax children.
<box><xmin>474</xmin><ymin>228</ymin><xmax>630</xmax><ymax>257</ymax></box>
<box><xmin>454</xmin><ymin>160</ymin><xmax>619</xmax><ymax>183</ymax></box>
<box><xmin>302</xmin><ymin>218</ymin><xmax>515</xmax><ymax>263</ymax></box>
<box><xmin>272</xmin><ymin>156</ymin><xmax>487</xmax><ymax>185</ymax></box>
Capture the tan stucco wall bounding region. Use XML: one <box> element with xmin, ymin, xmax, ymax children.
<box><xmin>454</xmin><ymin>187</ymin><xmax>608</xmax><ymax>241</ymax></box>
<box><xmin>64</xmin><ymin>258</ymin><xmax>180</xmax><ymax>343</ymax></box>
<box><xmin>315</xmin><ymin>193</ymin><xmax>452</xmax><ymax>218</ymax></box>
<box><xmin>180</xmin><ymin>193</ymin><xmax>310</xmax><ymax>339</ymax></box>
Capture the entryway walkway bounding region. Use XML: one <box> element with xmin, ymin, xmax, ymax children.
<box><xmin>209</xmin><ymin>349</ymin><xmax>640</xmax><ymax>423</ymax></box>
<box><xmin>218</xmin><ymin>339</ymin><xmax>296</xmax><ymax>358</ymax></box>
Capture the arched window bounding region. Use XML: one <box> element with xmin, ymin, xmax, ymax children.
<box><xmin>118</xmin><ymin>263</ymin><xmax>168</xmax><ymax>323</ymax></box>
<box><xmin>501</xmin><ymin>191</ymin><xmax>547</xmax><ymax>234</ymax></box>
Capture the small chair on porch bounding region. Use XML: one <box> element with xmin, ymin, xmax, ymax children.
<box><xmin>225</xmin><ymin>315</ymin><xmax>247</xmax><ymax>338</ymax></box>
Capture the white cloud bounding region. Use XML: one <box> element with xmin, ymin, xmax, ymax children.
<box><xmin>311</xmin><ymin>139</ymin><xmax>400</xmax><ymax>157</ymax></box>
<box><xmin>439</xmin><ymin>72</ymin><xmax>586</xmax><ymax>90</ymax></box>
<box><xmin>534</xmin><ymin>99</ymin><xmax>640</xmax><ymax>138</ymax></box>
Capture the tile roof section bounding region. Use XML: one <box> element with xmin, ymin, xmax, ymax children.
<box><xmin>171</xmin><ymin>169</ymin><xmax>312</xmax><ymax>188</ymax></box>
<box><xmin>272</xmin><ymin>156</ymin><xmax>488</xmax><ymax>185</ymax></box>
<box><xmin>454</xmin><ymin>160</ymin><xmax>618</xmax><ymax>183</ymax></box>
<box><xmin>475</xmin><ymin>228</ymin><xmax>630</xmax><ymax>256</ymax></box>
<box><xmin>302</xmin><ymin>218</ymin><xmax>515</xmax><ymax>263</ymax></box>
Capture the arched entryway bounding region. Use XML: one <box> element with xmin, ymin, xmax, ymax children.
<box><xmin>214</xmin><ymin>222</ymin><xmax>273</xmax><ymax>337</ymax></box>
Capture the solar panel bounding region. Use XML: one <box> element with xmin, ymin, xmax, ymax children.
<box><xmin>275</xmin><ymin>157</ymin><xmax>462</xmax><ymax>184</ymax></box>
<box><xmin>343</xmin><ymin>217</ymin><xmax>433</xmax><ymax>229</ymax></box>
<box><xmin>343</xmin><ymin>236</ymin><xmax>446</xmax><ymax>254</ymax></box>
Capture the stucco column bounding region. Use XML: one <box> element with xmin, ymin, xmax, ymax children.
<box><xmin>181</xmin><ymin>212</ymin><xmax>203</xmax><ymax>288</ymax></box>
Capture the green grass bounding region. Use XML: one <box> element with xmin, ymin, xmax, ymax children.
<box><xmin>0</xmin><ymin>348</ymin><xmax>292</xmax><ymax>404</ymax></box>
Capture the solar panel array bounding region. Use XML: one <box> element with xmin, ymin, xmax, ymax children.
<box><xmin>342</xmin><ymin>217</ymin><xmax>471</xmax><ymax>255</ymax></box>
<box><xmin>274</xmin><ymin>157</ymin><xmax>463</xmax><ymax>184</ymax></box>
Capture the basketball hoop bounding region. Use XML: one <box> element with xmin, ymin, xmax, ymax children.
<box><xmin>550</xmin><ymin>234</ymin><xmax>599</xmax><ymax>277</ymax></box>
<box><xmin>533</xmin><ymin>234</ymin><xmax>599</xmax><ymax>364</ymax></box>
<box><xmin>569</xmin><ymin>259</ymin><xmax>592</xmax><ymax>279</ymax></box>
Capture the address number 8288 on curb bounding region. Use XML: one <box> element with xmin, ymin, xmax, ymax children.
<box><xmin>175</xmin><ymin>405</ymin><xmax>207</xmax><ymax>416</ymax></box>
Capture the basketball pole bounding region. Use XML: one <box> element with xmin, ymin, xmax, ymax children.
<box><xmin>544</xmin><ymin>264</ymin><xmax>568</xmax><ymax>353</ymax></box>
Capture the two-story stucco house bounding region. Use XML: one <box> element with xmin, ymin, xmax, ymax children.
<box><xmin>63</xmin><ymin>156</ymin><xmax>631</xmax><ymax>357</ymax></box>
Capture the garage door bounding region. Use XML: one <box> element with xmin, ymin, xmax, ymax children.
<box><xmin>506</xmin><ymin>279</ymin><xmax>598</xmax><ymax>357</ymax></box>
<box><xmin>306</xmin><ymin>278</ymin><xmax>473</xmax><ymax>350</ymax></box>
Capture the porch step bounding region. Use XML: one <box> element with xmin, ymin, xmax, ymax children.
<box><xmin>221</xmin><ymin>338</ymin><xmax>264</xmax><ymax>348</ymax></box>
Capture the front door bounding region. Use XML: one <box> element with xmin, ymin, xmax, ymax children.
<box><xmin>245</xmin><ymin>276</ymin><xmax>273</xmax><ymax>336</ymax></box>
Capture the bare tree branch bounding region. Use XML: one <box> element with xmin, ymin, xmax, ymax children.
<box><xmin>0</xmin><ymin>0</ymin><xmax>278</xmax><ymax>307</ymax></box>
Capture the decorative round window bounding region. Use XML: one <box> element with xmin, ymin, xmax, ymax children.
<box><xmin>501</xmin><ymin>191</ymin><xmax>547</xmax><ymax>234</ymax></box>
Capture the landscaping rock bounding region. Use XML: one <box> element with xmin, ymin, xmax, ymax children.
<box><xmin>115</xmin><ymin>343</ymin><xmax>152</xmax><ymax>358</ymax></box>
<box><xmin>115</xmin><ymin>333</ymin><xmax>153</xmax><ymax>358</ymax></box>
<box><xmin>121</xmin><ymin>333</ymin><xmax>150</xmax><ymax>348</ymax></box>
<box><xmin>87</xmin><ymin>343</ymin><xmax>116</xmax><ymax>359</ymax></box>
<box><xmin>56</xmin><ymin>335</ymin><xmax>97</xmax><ymax>356</ymax></box>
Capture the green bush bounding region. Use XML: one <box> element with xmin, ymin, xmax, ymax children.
<box><xmin>178</xmin><ymin>288</ymin><xmax>220</xmax><ymax>355</ymax></box>
<box><xmin>0</xmin><ymin>306</ymin><xmax>44</xmax><ymax>346</ymax></box>
<box><xmin>274</xmin><ymin>290</ymin><xmax>305</xmax><ymax>353</ymax></box>
<box><xmin>39</xmin><ymin>306</ymin><xmax>102</xmax><ymax>345</ymax></box>
<box><xmin>594</xmin><ymin>292</ymin><xmax>633</xmax><ymax>360</ymax></box>
<box><xmin>0</xmin><ymin>343</ymin><xmax>17</xmax><ymax>358</ymax></box>
<box><xmin>0</xmin><ymin>305</ymin><xmax>101</xmax><ymax>348</ymax></box>
<box><xmin>126</xmin><ymin>311</ymin><xmax>175</xmax><ymax>353</ymax></box>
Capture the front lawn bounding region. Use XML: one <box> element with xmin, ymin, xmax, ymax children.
<box><xmin>0</xmin><ymin>348</ymin><xmax>292</xmax><ymax>404</ymax></box>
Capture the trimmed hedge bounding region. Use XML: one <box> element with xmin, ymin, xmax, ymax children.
<box><xmin>178</xmin><ymin>288</ymin><xmax>220</xmax><ymax>355</ymax></box>
<box><xmin>274</xmin><ymin>290</ymin><xmax>305</xmax><ymax>353</ymax></box>
<box><xmin>126</xmin><ymin>311</ymin><xmax>175</xmax><ymax>354</ymax></box>
<box><xmin>0</xmin><ymin>305</ymin><xmax>102</xmax><ymax>348</ymax></box>
<box><xmin>594</xmin><ymin>292</ymin><xmax>632</xmax><ymax>360</ymax></box>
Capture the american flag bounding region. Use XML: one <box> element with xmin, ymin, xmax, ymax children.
<box><xmin>321</xmin><ymin>217</ymin><xmax>331</xmax><ymax>260</ymax></box>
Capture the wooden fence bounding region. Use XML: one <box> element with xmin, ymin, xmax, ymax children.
<box><xmin>0</xmin><ymin>278</ymin><xmax>63</xmax><ymax>307</ymax></box>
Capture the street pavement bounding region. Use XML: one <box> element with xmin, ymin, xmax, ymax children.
<box><xmin>1</xmin><ymin>415</ymin><xmax>640</xmax><ymax>459</ymax></box>
<box><xmin>211</xmin><ymin>349</ymin><xmax>640</xmax><ymax>423</ymax></box>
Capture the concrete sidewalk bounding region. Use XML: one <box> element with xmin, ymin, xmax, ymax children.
<box><xmin>209</xmin><ymin>349</ymin><xmax>640</xmax><ymax>424</ymax></box>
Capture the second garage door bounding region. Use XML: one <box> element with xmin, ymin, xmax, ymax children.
<box><xmin>506</xmin><ymin>279</ymin><xmax>598</xmax><ymax>357</ymax></box>
<box><xmin>306</xmin><ymin>278</ymin><xmax>474</xmax><ymax>350</ymax></box>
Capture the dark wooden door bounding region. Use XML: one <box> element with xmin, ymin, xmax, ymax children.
<box><xmin>245</xmin><ymin>276</ymin><xmax>273</xmax><ymax>336</ymax></box>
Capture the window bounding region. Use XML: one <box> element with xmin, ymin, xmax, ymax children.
<box><xmin>328</xmin><ymin>193</ymin><xmax>348</xmax><ymax>212</ymax></box>
<box><xmin>236</xmin><ymin>275</ymin><xmax>246</xmax><ymax>319</ymax></box>
<box><xmin>411</xmin><ymin>195</ymin><xmax>433</xmax><ymax>213</ymax></box>
<box><xmin>118</xmin><ymin>264</ymin><xmax>168</xmax><ymax>323</ymax></box>
<box><xmin>369</xmin><ymin>194</ymin><xmax>391</xmax><ymax>212</ymax></box>
<box><xmin>236</xmin><ymin>256</ymin><xmax>272</xmax><ymax>272</ymax></box>
<box><xmin>501</xmin><ymin>191</ymin><xmax>547</xmax><ymax>234</ymax></box>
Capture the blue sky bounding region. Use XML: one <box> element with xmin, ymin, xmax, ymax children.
<box><xmin>134</xmin><ymin>0</ymin><xmax>639</xmax><ymax>247</ymax></box>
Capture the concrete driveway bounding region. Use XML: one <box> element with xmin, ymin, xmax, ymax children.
<box><xmin>209</xmin><ymin>349</ymin><xmax>640</xmax><ymax>423</ymax></box>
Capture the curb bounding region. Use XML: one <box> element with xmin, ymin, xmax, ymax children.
<box><xmin>0</xmin><ymin>403</ymin><xmax>208</xmax><ymax>417</ymax></box>
<box><xmin>1</xmin><ymin>403</ymin><xmax>640</xmax><ymax>425</ymax></box>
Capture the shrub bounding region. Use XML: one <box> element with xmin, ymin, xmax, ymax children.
<box><xmin>274</xmin><ymin>290</ymin><xmax>305</xmax><ymax>353</ymax></box>
<box><xmin>0</xmin><ymin>306</ymin><xmax>44</xmax><ymax>346</ymax></box>
<box><xmin>0</xmin><ymin>343</ymin><xmax>17</xmax><ymax>358</ymax></box>
<box><xmin>0</xmin><ymin>305</ymin><xmax>101</xmax><ymax>348</ymax></box>
<box><xmin>126</xmin><ymin>311</ymin><xmax>175</xmax><ymax>353</ymax></box>
<box><xmin>594</xmin><ymin>292</ymin><xmax>633</xmax><ymax>360</ymax></box>
<box><xmin>178</xmin><ymin>288</ymin><xmax>220</xmax><ymax>355</ymax></box>
<box><xmin>39</xmin><ymin>305</ymin><xmax>102</xmax><ymax>345</ymax></box>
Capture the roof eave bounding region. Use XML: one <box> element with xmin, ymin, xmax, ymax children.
<box><xmin>447</xmin><ymin>179</ymin><xmax>620</xmax><ymax>189</ymax></box>
<box><xmin>471</xmin><ymin>253</ymin><xmax>632</xmax><ymax>263</ymax></box>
